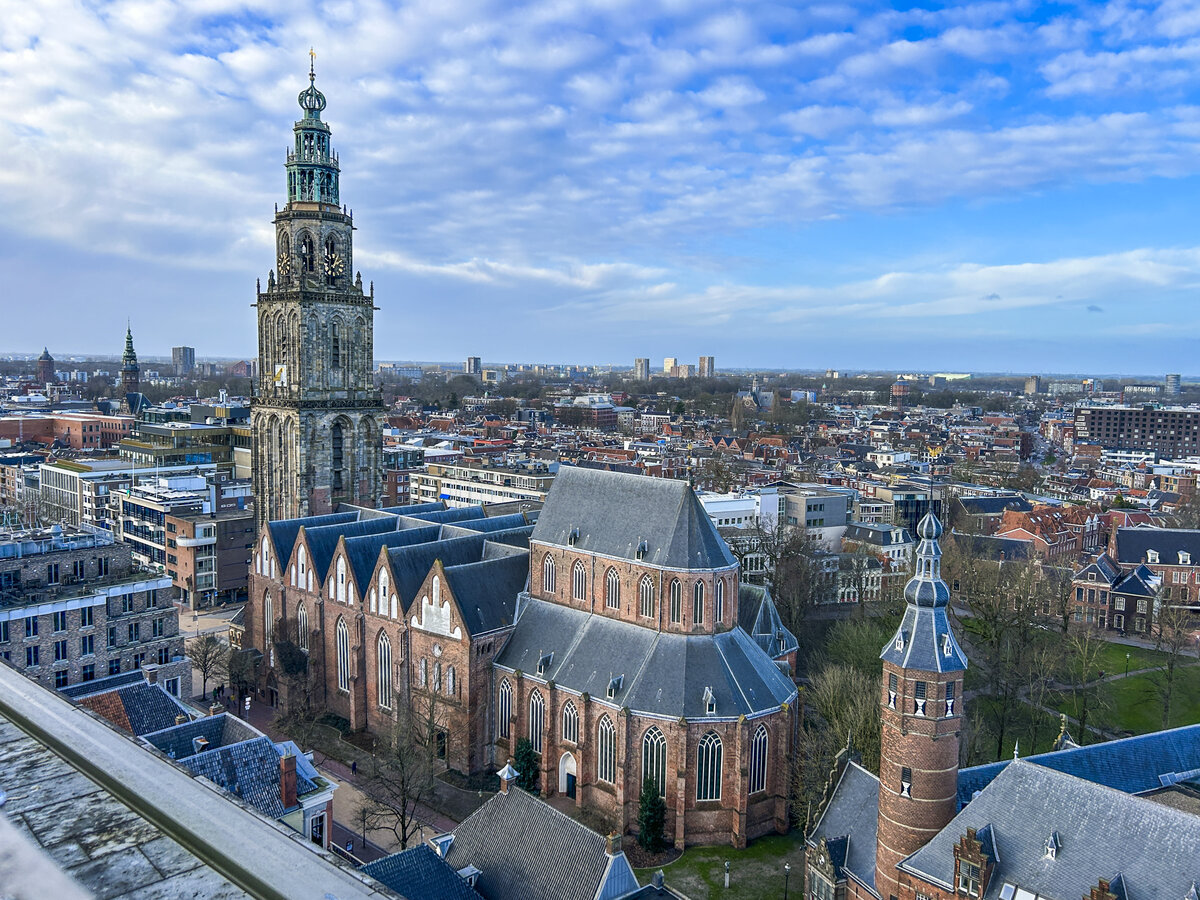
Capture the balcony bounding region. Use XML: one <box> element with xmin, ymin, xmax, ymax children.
<box><xmin>176</xmin><ymin>535</ymin><xmax>216</xmax><ymax>548</ymax></box>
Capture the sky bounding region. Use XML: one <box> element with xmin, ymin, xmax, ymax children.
<box><xmin>5</xmin><ymin>0</ymin><xmax>1200</xmax><ymax>374</ymax></box>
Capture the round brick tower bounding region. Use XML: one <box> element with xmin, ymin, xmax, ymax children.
<box><xmin>875</xmin><ymin>511</ymin><xmax>967</xmax><ymax>900</ymax></box>
<box><xmin>36</xmin><ymin>348</ymin><xmax>54</xmax><ymax>385</ymax></box>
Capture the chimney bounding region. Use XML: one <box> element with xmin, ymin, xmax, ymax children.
<box><xmin>605</xmin><ymin>833</ymin><xmax>620</xmax><ymax>856</ymax></box>
<box><xmin>209</xmin><ymin>704</ymin><xmax>222</xmax><ymax>717</ymax></box>
<box><xmin>497</xmin><ymin>759</ymin><xmax>518</xmax><ymax>794</ymax></box>
<box><xmin>143</xmin><ymin>664</ymin><xmax>159</xmax><ymax>684</ymax></box>
<box><xmin>280</xmin><ymin>753</ymin><xmax>298</xmax><ymax>809</ymax></box>
<box><xmin>192</xmin><ymin>736</ymin><xmax>209</xmax><ymax>754</ymax></box>
<box><xmin>175</xmin><ymin>713</ymin><xmax>187</xmax><ymax>725</ymax></box>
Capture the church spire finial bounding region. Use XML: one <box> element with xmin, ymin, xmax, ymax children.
<box><xmin>309</xmin><ymin>47</ymin><xmax>316</xmax><ymax>82</ymax></box>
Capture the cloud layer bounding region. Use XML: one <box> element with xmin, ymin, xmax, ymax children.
<box><xmin>3</xmin><ymin>0</ymin><xmax>1200</xmax><ymax>370</ymax></box>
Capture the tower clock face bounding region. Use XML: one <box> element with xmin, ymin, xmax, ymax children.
<box><xmin>277</xmin><ymin>251</ymin><xmax>292</xmax><ymax>275</ymax></box>
<box><xmin>323</xmin><ymin>249</ymin><xmax>345</xmax><ymax>277</ymax></box>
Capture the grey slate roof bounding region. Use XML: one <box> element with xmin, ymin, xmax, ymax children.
<box><xmin>179</xmin><ymin>735</ymin><xmax>317</xmax><ymax>819</ymax></box>
<box><xmin>141</xmin><ymin>712</ymin><xmax>260</xmax><ymax>760</ymax></box>
<box><xmin>531</xmin><ymin>465</ymin><xmax>737</xmax><ymax>570</ymax></box>
<box><xmin>948</xmin><ymin>532</ymin><xmax>1032</xmax><ymax>561</ymax></box>
<box><xmin>807</xmin><ymin>761</ymin><xmax>880</xmax><ymax>893</ymax></box>
<box><xmin>343</xmin><ymin>524</ymin><xmax>442</xmax><ymax>588</ymax></box>
<box><xmin>880</xmin><ymin>603</ymin><xmax>968</xmax><ymax>673</ymax></box>
<box><xmin>1113</xmin><ymin>563</ymin><xmax>1158</xmax><ymax>597</ymax></box>
<box><xmin>386</xmin><ymin>528</ymin><xmax>534</xmax><ymax>614</ymax></box>
<box><xmin>957</xmin><ymin>495</ymin><xmax>1033</xmax><ymax>516</ymax></box>
<box><xmin>738</xmin><ymin>583</ymin><xmax>799</xmax><ymax>660</ymax></box>
<box><xmin>268</xmin><ymin>511</ymin><xmax>358</xmax><ymax>569</ymax></box>
<box><xmin>443</xmin><ymin>553</ymin><xmax>528</xmax><ymax>636</ymax></box>
<box><xmin>362</xmin><ymin>845</ymin><xmax>482</xmax><ymax>900</ymax></box>
<box><xmin>901</xmin><ymin>760</ymin><xmax>1200</xmax><ymax>899</ymax></box>
<box><xmin>1114</xmin><ymin>526</ymin><xmax>1200</xmax><ymax>565</ymax></box>
<box><xmin>441</xmin><ymin>787</ymin><xmax>639</xmax><ymax>900</ymax></box>
<box><xmin>304</xmin><ymin>516</ymin><xmax>402</xmax><ymax>581</ymax></box>
<box><xmin>59</xmin><ymin>669</ymin><xmax>145</xmax><ymax>698</ymax></box>
<box><xmin>1074</xmin><ymin>552</ymin><xmax>1121</xmax><ymax>585</ymax></box>
<box><xmin>496</xmin><ymin>597</ymin><xmax>797</xmax><ymax>718</ymax></box>
<box><xmin>956</xmin><ymin>722</ymin><xmax>1200</xmax><ymax>807</ymax></box>
<box><xmin>115</xmin><ymin>682</ymin><xmax>195</xmax><ymax>735</ymax></box>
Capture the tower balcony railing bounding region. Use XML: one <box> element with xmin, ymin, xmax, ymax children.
<box><xmin>286</xmin><ymin>150</ymin><xmax>340</xmax><ymax>170</ymax></box>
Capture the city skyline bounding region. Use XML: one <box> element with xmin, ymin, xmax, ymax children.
<box><xmin>7</xmin><ymin>2</ymin><xmax>1200</xmax><ymax>370</ymax></box>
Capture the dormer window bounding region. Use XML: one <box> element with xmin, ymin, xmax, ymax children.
<box><xmin>703</xmin><ymin>685</ymin><xmax>716</xmax><ymax>715</ymax></box>
<box><xmin>568</xmin><ymin>527</ymin><xmax>580</xmax><ymax>546</ymax></box>
<box><xmin>1181</xmin><ymin>551</ymin><xmax>1191</xmax><ymax>566</ymax></box>
<box><xmin>537</xmin><ymin>651</ymin><xmax>553</xmax><ymax>676</ymax></box>
<box><xmin>942</xmin><ymin>633</ymin><xmax>954</xmax><ymax>657</ymax></box>
<box><xmin>1044</xmin><ymin>832</ymin><xmax>1060</xmax><ymax>860</ymax></box>
<box><xmin>607</xmin><ymin>674</ymin><xmax>623</xmax><ymax>700</ymax></box>
<box><xmin>1147</xmin><ymin>549</ymin><xmax>1160</xmax><ymax>564</ymax></box>
<box><xmin>895</xmin><ymin>631</ymin><xmax>906</xmax><ymax>652</ymax></box>
<box><xmin>636</xmin><ymin>540</ymin><xmax>648</xmax><ymax>560</ymax></box>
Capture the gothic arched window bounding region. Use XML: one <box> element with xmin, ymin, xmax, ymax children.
<box><xmin>642</xmin><ymin>726</ymin><xmax>667</xmax><ymax>797</ymax></box>
<box><xmin>335</xmin><ymin>618</ymin><xmax>350</xmax><ymax>692</ymax></box>
<box><xmin>377</xmin><ymin>632</ymin><xmax>393</xmax><ymax>709</ymax></box>
<box><xmin>331</xmin><ymin>422</ymin><xmax>344</xmax><ymax>492</ymax></box>
<box><xmin>301</xmin><ymin>234</ymin><xmax>315</xmax><ymax>273</ymax></box>
<box><xmin>639</xmin><ymin>575</ymin><xmax>655</xmax><ymax>618</ymax></box>
<box><xmin>597</xmin><ymin>715</ymin><xmax>616</xmax><ymax>783</ymax></box>
<box><xmin>446</xmin><ymin>666</ymin><xmax>455</xmax><ymax>697</ymax></box>
<box><xmin>749</xmin><ymin>724</ymin><xmax>768</xmax><ymax>794</ymax></box>
<box><xmin>605</xmin><ymin>568</ymin><xmax>620</xmax><ymax>609</ymax></box>
<box><xmin>715</xmin><ymin>579</ymin><xmax>725</xmax><ymax>624</ymax></box>
<box><xmin>529</xmin><ymin>689</ymin><xmax>545</xmax><ymax>753</ymax></box>
<box><xmin>693</xmin><ymin>582</ymin><xmax>705</xmax><ymax>626</ymax></box>
<box><xmin>497</xmin><ymin>678</ymin><xmax>512</xmax><ymax>739</ymax></box>
<box><xmin>297</xmin><ymin>603</ymin><xmax>308</xmax><ymax>652</ymax></box>
<box><xmin>572</xmin><ymin>560</ymin><xmax>586</xmax><ymax>601</ymax></box>
<box><xmin>669</xmin><ymin>579</ymin><xmax>682</xmax><ymax>624</ymax></box>
<box><xmin>543</xmin><ymin>554</ymin><xmax>556</xmax><ymax>595</ymax></box>
<box><xmin>696</xmin><ymin>731</ymin><xmax>723</xmax><ymax>801</ymax></box>
<box><xmin>561</xmin><ymin>699</ymin><xmax>578</xmax><ymax>743</ymax></box>
<box><xmin>263</xmin><ymin>592</ymin><xmax>274</xmax><ymax>647</ymax></box>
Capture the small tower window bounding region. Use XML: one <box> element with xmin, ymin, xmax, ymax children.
<box><xmin>900</xmin><ymin>766</ymin><xmax>912</xmax><ymax>798</ymax></box>
<box><xmin>301</xmin><ymin>235</ymin><xmax>315</xmax><ymax>273</ymax></box>
<box><xmin>331</xmin><ymin>422</ymin><xmax>344</xmax><ymax>492</ymax></box>
<box><xmin>887</xmin><ymin>672</ymin><xmax>898</xmax><ymax>709</ymax></box>
<box><xmin>945</xmin><ymin>681</ymin><xmax>956</xmax><ymax>716</ymax></box>
<box><xmin>914</xmin><ymin>680</ymin><xmax>927</xmax><ymax>716</ymax></box>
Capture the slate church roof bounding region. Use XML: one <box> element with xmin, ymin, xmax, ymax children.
<box><xmin>438</xmin><ymin>787</ymin><xmax>639</xmax><ymax>900</ymax></box>
<box><xmin>531</xmin><ymin>466</ymin><xmax>737</xmax><ymax>570</ymax></box>
<box><xmin>362</xmin><ymin>844</ymin><xmax>482</xmax><ymax>900</ymax></box>
<box><xmin>807</xmin><ymin>760</ymin><xmax>880</xmax><ymax>893</ymax></box>
<box><xmin>496</xmin><ymin>597</ymin><xmax>797</xmax><ymax>719</ymax></box>
<box><xmin>902</xmin><ymin>761</ymin><xmax>1200</xmax><ymax>900</ymax></box>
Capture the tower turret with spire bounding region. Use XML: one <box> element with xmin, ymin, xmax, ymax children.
<box><xmin>121</xmin><ymin>325</ymin><xmax>140</xmax><ymax>396</ymax></box>
<box><xmin>875</xmin><ymin>509</ymin><xmax>967</xmax><ymax>899</ymax></box>
<box><xmin>250</xmin><ymin>52</ymin><xmax>383</xmax><ymax>528</ymax></box>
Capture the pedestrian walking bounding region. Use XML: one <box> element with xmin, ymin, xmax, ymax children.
<box><xmin>351</xmin><ymin>760</ymin><xmax>357</xmax><ymax>776</ymax></box>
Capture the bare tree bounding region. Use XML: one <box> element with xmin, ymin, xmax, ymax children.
<box><xmin>358</xmin><ymin>691</ymin><xmax>444</xmax><ymax>850</ymax></box>
<box><xmin>1060</xmin><ymin>627</ymin><xmax>1108</xmax><ymax>745</ymax></box>
<box><xmin>1150</xmin><ymin>597</ymin><xmax>1195</xmax><ymax>729</ymax></box>
<box><xmin>186</xmin><ymin>634</ymin><xmax>228</xmax><ymax>698</ymax></box>
<box><xmin>270</xmin><ymin>614</ymin><xmax>325</xmax><ymax>750</ymax></box>
<box><xmin>807</xmin><ymin>664</ymin><xmax>881</xmax><ymax>774</ymax></box>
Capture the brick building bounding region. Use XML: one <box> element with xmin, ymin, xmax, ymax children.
<box><xmin>806</xmin><ymin>511</ymin><xmax>1200</xmax><ymax>899</ymax></box>
<box><xmin>245</xmin><ymin>467</ymin><xmax>799</xmax><ymax>848</ymax></box>
<box><xmin>0</xmin><ymin>524</ymin><xmax>188</xmax><ymax>696</ymax></box>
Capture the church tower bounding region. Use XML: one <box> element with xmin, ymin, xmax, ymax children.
<box><xmin>875</xmin><ymin>510</ymin><xmax>967</xmax><ymax>900</ymax></box>
<box><xmin>251</xmin><ymin>56</ymin><xmax>383</xmax><ymax>529</ymax></box>
<box><xmin>121</xmin><ymin>326</ymin><xmax>140</xmax><ymax>395</ymax></box>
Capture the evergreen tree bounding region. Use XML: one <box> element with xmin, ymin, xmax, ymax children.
<box><xmin>637</xmin><ymin>776</ymin><xmax>666</xmax><ymax>852</ymax></box>
<box><xmin>513</xmin><ymin>737</ymin><xmax>540</xmax><ymax>793</ymax></box>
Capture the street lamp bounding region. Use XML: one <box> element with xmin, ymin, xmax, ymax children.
<box><xmin>784</xmin><ymin>862</ymin><xmax>791</xmax><ymax>900</ymax></box>
<box><xmin>1125</xmin><ymin>652</ymin><xmax>1130</xmax><ymax>678</ymax></box>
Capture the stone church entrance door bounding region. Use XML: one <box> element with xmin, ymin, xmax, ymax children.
<box><xmin>559</xmin><ymin>752</ymin><xmax>577</xmax><ymax>798</ymax></box>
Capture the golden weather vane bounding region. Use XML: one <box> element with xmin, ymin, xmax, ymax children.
<box><xmin>309</xmin><ymin>47</ymin><xmax>316</xmax><ymax>80</ymax></box>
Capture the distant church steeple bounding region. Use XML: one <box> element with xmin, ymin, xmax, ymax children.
<box><xmin>250</xmin><ymin>55</ymin><xmax>383</xmax><ymax>528</ymax></box>
<box><xmin>875</xmin><ymin>509</ymin><xmax>967</xmax><ymax>899</ymax></box>
<box><xmin>121</xmin><ymin>324</ymin><xmax>140</xmax><ymax>395</ymax></box>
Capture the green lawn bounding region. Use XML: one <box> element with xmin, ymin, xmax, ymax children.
<box><xmin>633</xmin><ymin>831</ymin><xmax>807</xmax><ymax>900</ymax></box>
<box><xmin>1053</xmin><ymin>665</ymin><xmax>1200</xmax><ymax>736</ymax></box>
<box><xmin>1091</xmin><ymin>642</ymin><xmax>1169</xmax><ymax>677</ymax></box>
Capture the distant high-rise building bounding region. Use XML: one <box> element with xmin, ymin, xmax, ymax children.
<box><xmin>1024</xmin><ymin>375</ymin><xmax>1043</xmax><ymax>395</ymax></box>
<box><xmin>36</xmin><ymin>347</ymin><xmax>54</xmax><ymax>384</ymax></box>
<box><xmin>1166</xmin><ymin>373</ymin><xmax>1182</xmax><ymax>395</ymax></box>
<box><xmin>633</xmin><ymin>358</ymin><xmax>650</xmax><ymax>381</ymax></box>
<box><xmin>465</xmin><ymin>356</ymin><xmax>482</xmax><ymax>376</ymax></box>
<box><xmin>172</xmin><ymin>346</ymin><xmax>195</xmax><ymax>375</ymax></box>
<box><xmin>663</xmin><ymin>357</ymin><xmax>677</xmax><ymax>373</ymax></box>
<box><xmin>698</xmin><ymin>356</ymin><xmax>715</xmax><ymax>378</ymax></box>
